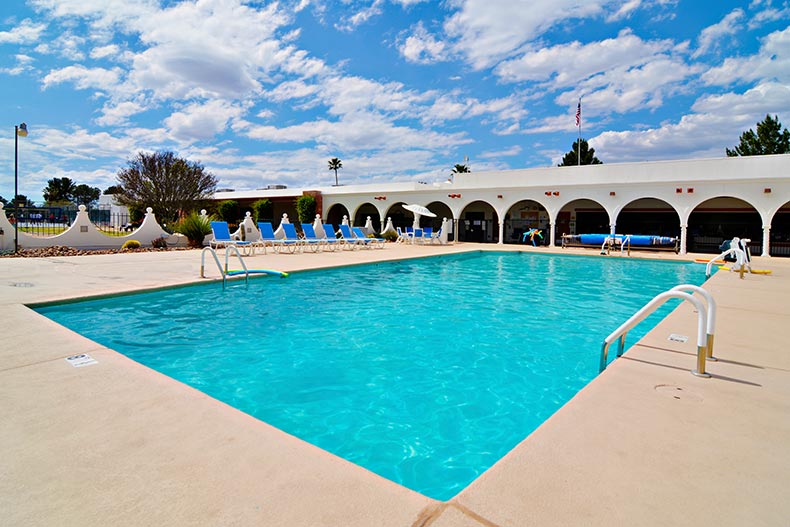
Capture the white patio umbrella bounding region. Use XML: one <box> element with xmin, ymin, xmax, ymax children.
<box><xmin>403</xmin><ymin>204</ymin><xmax>436</xmax><ymax>230</ymax></box>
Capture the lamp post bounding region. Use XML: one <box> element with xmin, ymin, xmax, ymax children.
<box><xmin>14</xmin><ymin>122</ymin><xmax>28</xmax><ymax>254</ymax></box>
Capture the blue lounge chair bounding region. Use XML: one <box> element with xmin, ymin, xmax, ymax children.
<box><xmin>352</xmin><ymin>226</ymin><xmax>385</xmax><ymax>249</ymax></box>
<box><xmin>210</xmin><ymin>221</ymin><xmax>252</xmax><ymax>254</ymax></box>
<box><xmin>282</xmin><ymin>223</ymin><xmax>318</xmax><ymax>252</ymax></box>
<box><xmin>303</xmin><ymin>223</ymin><xmax>336</xmax><ymax>251</ymax></box>
<box><xmin>322</xmin><ymin>224</ymin><xmax>349</xmax><ymax>250</ymax></box>
<box><xmin>258</xmin><ymin>222</ymin><xmax>299</xmax><ymax>254</ymax></box>
<box><xmin>338</xmin><ymin>224</ymin><xmax>372</xmax><ymax>249</ymax></box>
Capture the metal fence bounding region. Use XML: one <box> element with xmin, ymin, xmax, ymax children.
<box><xmin>8</xmin><ymin>207</ymin><xmax>134</xmax><ymax>238</ymax></box>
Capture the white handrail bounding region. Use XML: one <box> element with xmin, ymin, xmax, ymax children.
<box><xmin>670</xmin><ymin>284</ymin><xmax>717</xmax><ymax>360</ymax></box>
<box><xmin>224</xmin><ymin>245</ymin><xmax>249</xmax><ymax>286</ymax></box>
<box><xmin>200</xmin><ymin>246</ymin><xmax>227</xmax><ymax>288</ymax></box>
<box><xmin>600</xmin><ymin>290</ymin><xmax>710</xmax><ymax>377</ymax></box>
<box><xmin>200</xmin><ymin>246</ymin><xmax>249</xmax><ymax>289</ymax></box>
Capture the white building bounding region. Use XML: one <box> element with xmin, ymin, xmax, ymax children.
<box><xmin>215</xmin><ymin>155</ymin><xmax>790</xmax><ymax>256</ymax></box>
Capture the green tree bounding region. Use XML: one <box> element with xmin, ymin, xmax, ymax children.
<box><xmin>251</xmin><ymin>198</ymin><xmax>272</xmax><ymax>222</ymax></box>
<box><xmin>72</xmin><ymin>184</ymin><xmax>101</xmax><ymax>207</ymax></box>
<box><xmin>104</xmin><ymin>185</ymin><xmax>124</xmax><ymax>195</ymax></box>
<box><xmin>0</xmin><ymin>195</ymin><xmax>7</xmax><ymax>206</ymax></box>
<box><xmin>558</xmin><ymin>139</ymin><xmax>603</xmax><ymax>166</ymax></box>
<box><xmin>451</xmin><ymin>164</ymin><xmax>470</xmax><ymax>175</ymax></box>
<box><xmin>216</xmin><ymin>200</ymin><xmax>240</xmax><ymax>223</ymax></box>
<box><xmin>295</xmin><ymin>194</ymin><xmax>317</xmax><ymax>224</ymax></box>
<box><xmin>43</xmin><ymin>177</ymin><xmax>77</xmax><ymax>205</ymax></box>
<box><xmin>726</xmin><ymin>114</ymin><xmax>790</xmax><ymax>156</ymax></box>
<box><xmin>115</xmin><ymin>151</ymin><xmax>218</xmax><ymax>223</ymax></box>
<box><xmin>328</xmin><ymin>157</ymin><xmax>342</xmax><ymax>186</ymax></box>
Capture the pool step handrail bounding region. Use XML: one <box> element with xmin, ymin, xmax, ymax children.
<box><xmin>670</xmin><ymin>284</ymin><xmax>717</xmax><ymax>360</ymax></box>
<box><xmin>599</xmin><ymin>289</ymin><xmax>711</xmax><ymax>378</ymax></box>
<box><xmin>200</xmin><ymin>246</ymin><xmax>249</xmax><ymax>289</ymax></box>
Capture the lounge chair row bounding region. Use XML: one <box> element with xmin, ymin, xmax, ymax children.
<box><xmin>396</xmin><ymin>226</ymin><xmax>443</xmax><ymax>244</ymax></box>
<box><xmin>210</xmin><ymin>221</ymin><xmax>386</xmax><ymax>254</ymax></box>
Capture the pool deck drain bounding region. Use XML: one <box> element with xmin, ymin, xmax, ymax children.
<box><xmin>1</xmin><ymin>244</ymin><xmax>789</xmax><ymax>526</ymax></box>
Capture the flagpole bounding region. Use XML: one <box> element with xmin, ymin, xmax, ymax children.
<box><xmin>577</xmin><ymin>97</ymin><xmax>582</xmax><ymax>167</ymax></box>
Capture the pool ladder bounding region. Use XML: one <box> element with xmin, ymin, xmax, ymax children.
<box><xmin>200</xmin><ymin>246</ymin><xmax>249</xmax><ymax>289</ymax></box>
<box><xmin>599</xmin><ymin>284</ymin><xmax>717</xmax><ymax>377</ymax></box>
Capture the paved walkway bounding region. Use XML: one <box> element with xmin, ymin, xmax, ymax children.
<box><xmin>1</xmin><ymin>244</ymin><xmax>788</xmax><ymax>526</ymax></box>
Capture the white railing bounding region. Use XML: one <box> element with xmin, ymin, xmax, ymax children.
<box><xmin>200</xmin><ymin>246</ymin><xmax>249</xmax><ymax>289</ymax></box>
<box><xmin>599</xmin><ymin>288</ymin><xmax>715</xmax><ymax>378</ymax></box>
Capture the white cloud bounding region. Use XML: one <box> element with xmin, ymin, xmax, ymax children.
<box><xmin>165</xmin><ymin>100</ymin><xmax>248</xmax><ymax>142</ymax></box>
<box><xmin>591</xmin><ymin>82</ymin><xmax>790</xmax><ymax>162</ymax></box>
<box><xmin>479</xmin><ymin>145</ymin><xmax>522</xmax><ymax>159</ymax></box>
<box><xmin>90</xmin><ymin>44</ymin><xmax>120</xmax><ymax>59</ymax></box>
<box><xmin>399</xmin><ymin>22</ymin><xmax>448</xmax><ymax>64</ymax></box>
<box><xmin>95</xmin><ymin>101</ymin><xmax>148</xmax><ymax>126</ymax></box>
<box><xmin>0</xmin><ymin>54</ymin><xmax>35</xmax><ymax>75</ymax></box>
<box><xmin>0</xmin><ymin>19</ymin><xmax>47</xmax><ymax>44</ymax></box>
<box><xmin>335</xmin><ymin>0</ymin><xmax>385</xmax><ymax>32</ymax></box>
<box><xmin>693</xmin><ymin>9</ymin><xmax>744</xmax><ymax>58</ymax></box>
<box><xmin>42</xmin><ymin>65</ymin><xmax>123</xmax><ymax>91</ymax></box>
<box><xmin>444</xmin><ymin>0</ymin><xmax>611</xmax><ymax>69</ymax></box>
<box><xmin>702</xmin><ymin>26</ymin><xmax>790</xmax><ymax>86</ymax></box>
<box><xmin>496</xmin><ymin>30</ymin><xmax>695</xmax><ymax>117</ymax></box>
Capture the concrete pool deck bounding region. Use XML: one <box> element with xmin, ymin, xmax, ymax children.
<box><xmin>1</xmin><ymin>244</ymin><xmax>788</xmax><ymax>526</ymax></box>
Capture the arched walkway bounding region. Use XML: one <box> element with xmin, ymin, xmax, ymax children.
<box><xmin>459</xmin><ymin>201</ymin><xmax>499</xmax><ymax>243</ymax></box>
<box><xmin>615</xmin><ymin>198</ymin><xmax>680</xmax><ymax>237</ymax></box>
<box><xmin>687</xmin><ymin>197</ymin><xmax>762</xmax><ymax>254</ymax></box>
<box><xmin>770</xmin><ymin>200</ymin><xmax>790</xmax><ymax>256</ymax></box>
<box><xmin>555</xmin><ymin>199</ymin><xmax>607</xmax><ymax>245</ymax></box>
<box><xmin>326</xmin><ymin>204</ymin><xmax>351</xmax><ymax>228</ymax></box>
<box><xmin>353</xmin><ymin>202</ymin><xmax>379</xmax><ymax>230</ymax></box>
<box><xmin>504</xmin><ymin>200</ymin><xmax>549</xmax><ymax>245</ymax></box>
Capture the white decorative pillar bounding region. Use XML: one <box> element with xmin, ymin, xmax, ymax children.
<box><xmin>609</xmin><ymin>223</ymin><xmax>616</xmax><ymax>236</ymax></box>
<box><xmin>762</xmin><ymin>225</ymin><xmax>771</xmax><ymax>257</ymax></box>
<box><xmin>679</xmin><ymin>224</ymin><xmax>688</xmax><ymax>255</ymax></box>
<box><xmin>498</xmin><ymin>219</ymin><xmax>504</xmax><ymax>245</ymax></box>
<box><xmin>549</xmin><ymin>222</ymin><xmax>556</xmax><ymax>247</ymax></box>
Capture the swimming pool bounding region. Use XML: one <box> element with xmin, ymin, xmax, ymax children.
<box><xmin>36</xmin><ymin>252</ymin><xmax>704</xmax><ymax>500</ymax></box>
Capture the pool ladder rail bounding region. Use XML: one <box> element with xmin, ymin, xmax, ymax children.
<box><xmin>600</xmin><ymin>284</ymin><xmax>717</xmax><ymax>378</ymax></box>
<box><xmin>200</xmin><ymin>246</ymin><xmax>249</xmax><ymax>289</ymax></box>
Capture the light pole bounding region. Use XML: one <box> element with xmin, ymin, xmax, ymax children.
<box><xmin>14</xmin><ymin>122</ymin><xmax>28</xmax><ymax>254</ymax></box>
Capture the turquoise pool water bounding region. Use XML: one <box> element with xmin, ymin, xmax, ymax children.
<box><xmin>36</xmin><ymin>252</ymin><xmax>704</xmax><ymax>500</ymax></box>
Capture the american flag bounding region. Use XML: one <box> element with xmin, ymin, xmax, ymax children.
<box><xmin>575</xmin><ymin>101</ymin><xmax>581</xmax><ymax>127</ymax></box>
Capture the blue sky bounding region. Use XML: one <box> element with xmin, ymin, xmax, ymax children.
<box><xmin>2</xmin><ymin>0</ymin><xmax>790</xmax><ymax>203</ymax></box>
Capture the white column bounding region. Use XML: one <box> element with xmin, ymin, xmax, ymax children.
<box><xmin>679</xmin><ymin>224</ymin><xmax>688</xmax><ymax>255</ymax></box>
<box><xmin>609</xmin><ymin>223</ymin><xmax>616</xmax><ymax>236</ymax></box>
<box><xmin>498</xmin><ymin>220</ymin><xmax>504</xmax><ymax>245</ymax></box>
<box><xmin>762</xmin><ymin>225</ymin><xmax>771</xmax><ymax>257</ymax></box>
<box><xmin>549</xmin><ymin>222</ymin><xmax>556</xmax><ymax>247</ymax></box>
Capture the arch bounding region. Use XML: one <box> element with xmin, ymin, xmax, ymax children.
<box><xmin>503</xmin><ymin>199</ymin><xmax>550</xmax><ymax>245</ymax></box>
<box><xmin>352</xmin><ymin>202</ymin><xmax>379</xmax><ymax>228</ymax></box>
<box><xmin>768</xmin><ymin>200</ymin><xmax>790</xmax><ymax>257</ymax></box>
<box><xmin>687</xmin><ymin>196</ymin><xmax>762</xmax><ymax>254</ymax></box>
<box><xmin>614</xmin><ymin>197</ymin><xmax>681</xmax><ymax>237</ymax></box>
<box><xmin>555</xmin><ymin>198</ymin><xmax>608</xmax><ymax>245</ymax></box>
<box><xmin>458</xmin><ymin>200</ymin><xmax>499</xmax><ymax>243</ymax></box>
<box><xmin>326</xmin><ymin>203</ymin><xmax>351</xmax><ymax>228</ymax></box>
<box><xmin>384</xmin><ymin>202</ymin><xmax>411</xmax><ymax>229</ymax></box>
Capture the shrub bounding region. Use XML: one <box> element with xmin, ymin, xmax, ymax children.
<box><xmin>174</xmin><ymin>211</ymin><xmax>213</xmax><ymax>248</ymax></box>
<box><xmin>121</xmin><ymin>239</ymin><xmax>141</xmax><ymax>250</ymax></box>
<box><xmin>381</xmin><ymin>231</ymin><xmax>398</xmax><ymax>242</ymax></box>
<box><xmin>217</xmin><ymin>200</ymin><xmax>239</xmax><ymax>223</ymax></box>
<box><xmin>295</xmin><ymin>195</ymin><xmax>317</xmax><ymax>224</ymax></box>
<box><xmin>252</xmin><ymin>198</ymin><xmax>272</xmax><ymax>222</ymax></box>
<box><xmin>151</xmin><ymin>236</ymin><xmax>168</xmax><ymax>249</ymax></box>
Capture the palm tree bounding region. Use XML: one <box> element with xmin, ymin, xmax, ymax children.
<box><xmin>451</xmin><ymin>163</ymin><xmax>470</xmax><ymax>174</ymax></box>
<box><xmin>328</xmin><ymin>157</ymin><xmax>343</xmax><ymax>186</ymax></box>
